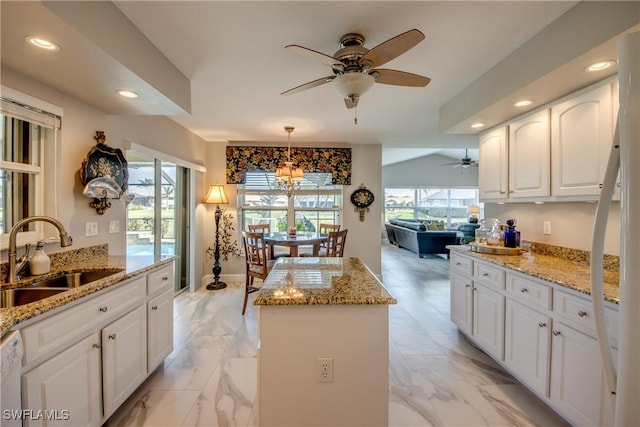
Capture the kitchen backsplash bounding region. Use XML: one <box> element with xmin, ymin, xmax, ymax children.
<box><xmin>522</xmin><ymin>240</ymin><xmax>619</xmax><ymax>270</ymax></box>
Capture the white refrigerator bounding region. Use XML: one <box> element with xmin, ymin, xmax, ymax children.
<box><xmin>591</xmin><ymin>31</ymin><xmax>640</xmax><ymax>426</ymax></box>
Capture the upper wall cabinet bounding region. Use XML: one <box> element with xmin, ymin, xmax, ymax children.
<box><xmin>551</xmin><ymin>83</ymin><xmax>614</xmax><ymax>197</ymax></box>
<box><xmin>508</xmin><ymin>109</ymin><xmax>551</xmax><ymax>199</ymax></box>
<box><xmin>479</xmin><ymin>126</ymin><xmax>508</xmax><ymax>200</ymax></box>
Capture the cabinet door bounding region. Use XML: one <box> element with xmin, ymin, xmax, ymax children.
<box><xmin>504</xmin><ymin>299</ymin><xmax>551</xmax><ymax>396</ymax></box>
<box><xmin>450</xmin><ymin>273</ymin><xmax>473</xmax><ymax>335</ymax></box>
<box><xmin>148</xmin><ymin>289</ymin><xmax>174</xmax><ymax>372</ymax></box>
<box><xmin>102</xmin><ymin>305</ymin><xmax>147</xmax><ymax>419</ymax></box>
<box><xmin>22</xmin><ymin>334</ymin><xmax>101</xmax><ymax>427</ymax></box>
<box><xmin>472</xmin><ymin>283</ymin><xmax>505</xmax><ymax>361</ymax></box>
<box><xmin>479</xmin><ymin>126</ymin><xmax>508</xmax><ymax>200</ymax></box>
<box><xmin>550</xmin><ymin>322</ymin><xmax>606</xmax><ymax>426</ymax></box>
<box><xmin>551</xmin><ymin>83</ymin><xmax>613</xmax><ymax>197</ymax></box>
<box><xmin>508</xmin><ymin>109</ymin><xmax>550</xmax><ymax>198</ymax></box>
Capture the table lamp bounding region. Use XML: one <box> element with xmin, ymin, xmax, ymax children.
<box><xmin>203</xmin><ymin>184</ymin><xmax>229</xmax><ymax>290</ymax></box>
<box><xmin>468</xmin><ymin>205</ymin><xmax>480</xmax><ymax>223</ymax></box>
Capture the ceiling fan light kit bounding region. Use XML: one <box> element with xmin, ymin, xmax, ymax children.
<box><xmin>282</xmin><ymin>29</ymin><xmax>431</xmax><ymax>121</ymax></box>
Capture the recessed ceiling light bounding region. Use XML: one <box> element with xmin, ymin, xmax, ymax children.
<box><xmin>116</xmin><ymin>89</ymin><xmax>139</xmax><ymax>99</ymax></box>
<box><xmin>25</xmin><ymin>36</ymin><xmax>60</xmax><ymax>51</ymax></box>
<box><xmin>585</xmin><ymin>60</ymin><xmax>616</xmax><ymax>72</ymax></box>
<box><xmin>514</xmin><ymin>99</ymin><xmax>533</xmax><ymax>107</ymax></box>
<box><xmin>470</xmin><ymin>122</ymin><xmax>485</xmax><ymax>129</ymax></box>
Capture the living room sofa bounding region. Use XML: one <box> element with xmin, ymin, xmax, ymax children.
<box><xmin>384</xmin><ymin>219</ymin><xmax>459</xmax><ymax>258</ymax></box>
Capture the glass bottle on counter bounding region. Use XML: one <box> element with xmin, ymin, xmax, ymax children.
<box><xmin>504</xmin><ymin>219</ymin><xmax>518</xmax><ymax>248</ymax></box>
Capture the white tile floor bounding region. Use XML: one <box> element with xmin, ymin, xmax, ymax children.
<box><xmin>106</xmin><ymin>244</ymin><xmax>570</xmax><ymax>427</ymax></box>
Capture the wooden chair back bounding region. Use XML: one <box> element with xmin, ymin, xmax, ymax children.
<box><xmin>325</xmin><ymin>229</ymin><xmax>348</xmax><ymax>257</ymax></box>
<box><xmin>319</xmin><ymin>223</ymin><xmax>340</xmax><ymax>234</ymax></box>
<box><xmin>242</xmin><ymin>231</ymin><xmax>271</xmax><ymax>314</ymax></box>
<box><xmin>248</xmin><ymin>224</ymin><xmax>270</xmax><ymax>233</ymax></box>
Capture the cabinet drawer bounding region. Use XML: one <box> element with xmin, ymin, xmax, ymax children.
<box><xmin>554</xmin><ymin>290</ymin><xmax>619</xmax><ymax>344</ymax></box>
<box><xmin>147</xmin><ymin>263</ymin><xmax>174</xmax><ymax>296</ymax></box>
<box><xmin>22</xmin><ymin>277</ymin><xmax>146</xmax><ymax>365</ymax></box>
<box><xmin>473</xmin><ymin>261</ymin><xmax>505</xmax><ymax>289</ymax></box>
<box><xmin>450</xmin><ymin>253</ymin><xmax>473</xmax><ymax>276</ymax></box>
<box><xmin>506</xmin><ymin>273</ymin><xmax>552</xmax><ymax>310</ymax></box>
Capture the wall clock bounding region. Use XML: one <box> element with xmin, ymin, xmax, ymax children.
<box><xmin>350</xmin><ymin>183</ymin><xmax>374</xmax><ymax>222</ymax></box>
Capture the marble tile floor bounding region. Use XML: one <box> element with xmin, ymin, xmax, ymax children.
<box><xmin>106</xmin><ymin>244</ymin><xmax>571</xmax><ymax>427</ymax></box>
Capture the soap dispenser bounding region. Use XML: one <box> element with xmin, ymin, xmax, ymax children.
<box><xmin>30</xmin><ymin>241</ymin><xmax>51</xmax><ymax>275</ymax></box>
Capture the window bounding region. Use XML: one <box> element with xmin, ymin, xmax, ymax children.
<box><xmin>1</xmin><ymin>90</ymin><xmax>61</xmax><ymax>249</ymax></box>
<box><xmin>238</xmin><ymin>171</ymin><xmax>342</xmax><ymax>232</ymax></box>
<box><xmin>384</xmin><ymin>187</ymin><xmax>481</xmax><ymax>228</ymax></box>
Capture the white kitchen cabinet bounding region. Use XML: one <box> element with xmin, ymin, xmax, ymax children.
<box><xmin>472</xmin><ymin>282</ymin><xmax>505</xmax><ymax>360</ymax></box>
<box><xmin>22</xmin><ymin>334</ymin><xmax>102</xmax><ymax>427</ymax></box>
<box><xmin>102</xmin><ymin>305</ymin><xmax>147</xmax><ymax>419</ymax></box>
<box><xmin>147</xmin><ymin>289</ymin><xmax>174</xmax><ymax>372</ymax></box>
<box><xmin>551</xmin><ymin>82</ymin><xmax>614</xmax><ymax>197</ymax></box>
<box><xmin>450</xmin><ymin>272</ymin><xmax>473</xmax><ymax>336</ymax></box>
<box><xmin>504</xmin><ymin>298</ymin><xmax>551</xmax><ymax>397</ymax></box>
<box><xmin>508</xmin><ymin>109</ymin><xmax>551</xmax><ymax>198</ymax></box>
<box><xmin>550</xmin><ymin>321</ymin><xmax>607</xmax><ymax>426</ymax></box>
<box><xmin>479</xmin><ymin>126</ymin><xmax>508</xmax><ymax>201</ymax></box>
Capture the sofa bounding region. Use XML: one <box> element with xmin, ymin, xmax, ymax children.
<box><xmin>384</xmin><ymin>219</ymin><xmax>459</xmax><ymax>258</ymax></box>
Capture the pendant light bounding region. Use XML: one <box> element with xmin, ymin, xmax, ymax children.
<box><xmin>275</xmin><ymin>126</ymin><xmax>304</xmax><ymax>197</ymax></box>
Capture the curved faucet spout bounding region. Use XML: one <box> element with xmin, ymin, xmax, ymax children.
<box><xmin>7</xmin><ymin>216</ymin><xmax>73</xmax><ymax>283</ymax></box>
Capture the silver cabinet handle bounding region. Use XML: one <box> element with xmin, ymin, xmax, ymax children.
<box><xmin>162</xmin><ymin>276</ymin><xmax>169</xmax><ymax>281</ymax></box>
<box><xmin>578</xmin><ymin>310</ymin><xmax>588</xmax><ymax>317</ymax></box>
<box><xmin>553</xmin><ymin>330</ymin><xmax>561</xmax><ymax>336</ymax></box>
<box><xmin>456</xmin><ymin>262</ymin><xmax>462</xmax><ymax>266</ymax></box>
<box><xmin>521</xmin><ymin>288</ymin><xmax>528</xmax><ymax>293</ymax></box>
<box><xmin>538</xmin><ymin>322</ymin><xmax>547</xmax><ymax>328</ymax></box>
<box><xmin>99</xmin><ymin>306</ymin><xmax>108</xmax><ymax>312</ymax></box>
<box><xmin>92</xmin><ymin>343</ymin><xmax>101</xmax><ymax>349</ymax></box>
<box><xmin>151</xmin><ymin>306</ymin><xmax>158</xmax><ymax>310</ymax></box>
<box><xmin>482</xmin><ymin>273</ymin><xmax>489</xmax><ymax>277</ymax></box>
<box><xmin>108</xmin><ymin>333</ymin><xmax>116</xmax><ymax>340</ymax></box>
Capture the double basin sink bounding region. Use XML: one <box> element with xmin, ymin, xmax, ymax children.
<box><xmin>1</xmin><ymin>269</ymin><xmax>123</xmax><ymax>308</ymax></box>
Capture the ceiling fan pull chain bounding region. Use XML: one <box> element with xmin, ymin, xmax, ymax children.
<box><xmin>354</xmin><ymin>105</ymin><xmax>358</xmax><ymax>125</ymax></box>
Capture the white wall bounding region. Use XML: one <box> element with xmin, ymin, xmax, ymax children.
<box><xmin>485</xmin><ymin>201</ymin><xmax>621</xmax><ymax>256</ymax></box>
<box><xmin>1</xmin><ymin>66</ymin><xmax>207</xmax><ymax>258</ymax></box>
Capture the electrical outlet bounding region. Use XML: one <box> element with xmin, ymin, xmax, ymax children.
<box><xmin>109</xmin><ymin>220</ymin><xmax>120</xmax><ymax>234</ymax></box>
<box><xmin>543</xmin><ymin>221</ymin><xmax>551</xmax><ymax>235</ymax></box>
<box><xmin>317</xmin><ymin>357</ymin><xmax>333</xmax><ymax>383</ymax></box>
<box><xmin>85</xmin><ymin>222</ymin><xmax>98</xmax><ymax>237</ymax></box>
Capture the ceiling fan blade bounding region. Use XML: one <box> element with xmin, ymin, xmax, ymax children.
<box><xmin>441</xmin><ymin>162</ymin><xmax>459</xmax><ymax>166</ymax></box>
<box><xmin>360</xmin><ymin>29</ymin><xmax>425</xmax><ymax>68</ymax></box>
<box><xmin>373</xmin><ymin>69</ymin><xmax>431</xmax><ymax>87</ymax></box>
<box><xmin>285</xmin><ymin>44</ymin><xmax>346</xmax><ymax>67</ymax></box>
<box><xmin>281</xmin><ymin>75</ymin><xmax>335</xmax><ymax>96</ymax></box>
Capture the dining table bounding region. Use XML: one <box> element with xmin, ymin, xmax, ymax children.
<box><xmin>262</xmin><ymin>231</ymin><xmax>328</xmax><ymax>258</ymax></box>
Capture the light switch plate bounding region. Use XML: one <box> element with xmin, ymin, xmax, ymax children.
<box><xmin>86</xmin><ymin>222</ymin><xmax>98</xmax><ymax>237</ymax></box>
<box><xmin>109</xmin><ymin>220</ymin><xmax>120</xmax><ymax>234</ymax></box>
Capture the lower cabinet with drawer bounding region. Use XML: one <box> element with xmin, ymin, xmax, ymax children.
<box><xmin>20</xmin><ymin>261</ymin><xmax>174</xmax><ymax>427</ymax></box>
<box><xmin>450</xmin><ymin>252</ymin><xmax>618</xmax><ymax>427</ymax></box>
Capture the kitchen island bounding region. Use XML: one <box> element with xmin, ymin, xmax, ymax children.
<box><xmin>253</xmin><ymin>257</ymin><xmax>396</xmax><ymax>427</ymax></box>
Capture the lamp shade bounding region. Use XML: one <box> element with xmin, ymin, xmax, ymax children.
<box><xmin>333</xmin><ymin>73</ymin><xmax>375</xmax><ymax>98</ymax></box>
<box><xmin>202</xmin><ymin>184</ymin><xmax>229</xmax><ymax>205</ymax></box>
<box><xmin>468</xmin><ymin>205</ymin><xmax>480</xmax><ymax>215</ymax></box>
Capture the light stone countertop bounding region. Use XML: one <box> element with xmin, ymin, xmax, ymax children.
<box><xmin>1</xmin><ymin>245</ymin><xmax>175</xmax><ymax>336</ymax></box>
<box><xmin>253</xmin><ymin>257</ymin><xmax>397</xmax><ymax>306</ymax></box>
<box><xmin>448</xmin><ymin>245</ymin><xmax>620</xmax><ymax>304</ymax></box>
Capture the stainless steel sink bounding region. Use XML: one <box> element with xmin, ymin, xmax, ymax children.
<box><xmin>1</xmin><ymin>288</ymin><xmax>68</xmax><ymax>308</ymax></box>
<box><xmin>28</xmin><ymin>269</ymin><xmax>123</xmax><ymax>288</ymax></box>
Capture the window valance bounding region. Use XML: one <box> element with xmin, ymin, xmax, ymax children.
<box><xmin>226</xmin><ymin>146</ymin><xmax>352</xmax><ymax>185</ymax></box>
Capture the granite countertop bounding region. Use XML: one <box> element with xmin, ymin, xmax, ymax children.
<box><xmin>253</xmin><ymin>257</ymin><xmax>397</xmax><ymax>306</ymax></box>
<box><xmin>1</xmin><ymin>245</ymin><xmax>175</xmax><ymax>336</ymax></box>
<box><xmin>448</xmin><ymin>245</ymin><xmax>620</xmax><ymax>304</ymax></box>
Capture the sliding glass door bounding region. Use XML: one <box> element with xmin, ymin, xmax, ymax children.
<box><xmin>126</xmin><ymin>152</ymin><xmax>190</xmax><ymax>293</ymax></box>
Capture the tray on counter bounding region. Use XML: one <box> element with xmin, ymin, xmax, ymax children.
<box><xmin>469</xmin><ymin>242</ymin><xmax>525</xmax><ymax>255</ymax></box>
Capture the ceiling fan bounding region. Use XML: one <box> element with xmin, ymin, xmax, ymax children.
<box><xmin>441</xmin><ymin>149</ymin><xmax>479</xmax><ymax>168</ymax></box>
<box><xmin>281</xmin><ymin>29</ymin><xmax>431</xmax><ymax>111</ymax></box>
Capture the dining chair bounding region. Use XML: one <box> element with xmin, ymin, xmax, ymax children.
<box><xmin>248</xmin><ymin>224</ymin><xmax>270</xmax><ymax>233</ymax></box>
<box><xmin>242</xmin><ymin>231</ymin><xmax>274</xmax><ymax>315</ymax></box>
<box><xmin>324</xmin><ymin>229</ymin><xmax>348</xmax><ymax>257</ymax></box>
<box><xmin>299</xmin><ymin>223</ymin><xmax>340</xmax><ymax>256</ymax></box>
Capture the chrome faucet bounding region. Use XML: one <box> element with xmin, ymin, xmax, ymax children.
<box><xmin>7</xmin><ymin>216</ymin><xmax>73</xmax><ymax>283</ymax></box>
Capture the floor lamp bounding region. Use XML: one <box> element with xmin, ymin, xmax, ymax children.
<box><xmin>203</xmin><ymin>184</ymin><xmax>229</xmax><ymax>290</ymax></box>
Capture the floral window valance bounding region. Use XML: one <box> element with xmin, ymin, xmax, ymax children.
<box><xmin>226</xmin><ymin>146</ymin><xmax>352</xmax><ymax>185</ymax></box>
